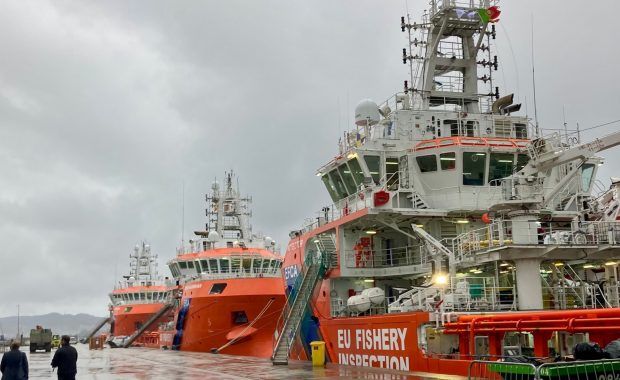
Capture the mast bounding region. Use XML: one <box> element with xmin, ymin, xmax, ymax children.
<box><xmin>205</xmin><ymin>171</ymin><xmax>253</xmax><ymax>243</ymax></box>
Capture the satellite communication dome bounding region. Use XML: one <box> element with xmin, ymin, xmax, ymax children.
<box><xmin>264</xmin><ymin>237</ymin><xmax>273</xmax><ymax>246</ymax></box>
<box><xmin>207</xmin><ymin>231</ymin><xmax>220</xmax><ymax>242</ymax></box>
<box><xmin>355</xmin><ymin>99</ymin><xmax>381</xmax><ymax>126</ymax></box>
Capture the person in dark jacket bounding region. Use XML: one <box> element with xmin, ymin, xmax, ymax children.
<box><xmin>0</xmin><ymin>341</ymin><xmax>28</xmax><ymax>380</ymax></box>
<box><xmin>50</xmin><ymin>336</ymin><xmax>77</xmax><ymax>380</ymax></box>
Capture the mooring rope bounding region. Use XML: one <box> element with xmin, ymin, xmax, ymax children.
<box><xmin>214</xmin><ymin>297</ymin><xmax>276</xmax><ymax>353</ymax></box>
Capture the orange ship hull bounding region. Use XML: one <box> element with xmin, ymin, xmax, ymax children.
<box><xmin>112</xmin><ymin>302</ymin><xmax>173</xmax><ymax>347</ymax></box>
<box><xmin>175</xmin><ymin>277</ymin><xmax>285</xmax><ymax>358</ymax></box>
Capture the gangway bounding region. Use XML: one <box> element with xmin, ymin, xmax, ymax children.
<box><xmin>81</xmin><ymin>317</ymin><xmax>111</xmax><ymax>343</ymax></box>
<box><xmin>271</xmin><ymin>252</ymin><xmax>325</xmax><ymax>365</ymax></box>
<box><xmin>122</xmin><ymin>301</ymin><xmax>175</xmax><ymax>348</ymax></box>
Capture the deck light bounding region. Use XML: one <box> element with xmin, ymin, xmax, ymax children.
<box><xmin>365</xmin><ymin>230</ymin><xmax>377</xmax><ymax>235</ymax></box>
<box><xmin>364</xmin><ymin>279</ymin><xmax>375</xmax><ymax>283</ymax></box>
<box><xmin>472</xmin><ymin>270</ymin><xmax>483</xmax><ymax>274</ymax></box>
<box><xmin>498</xmin><ymin>160</ymin><xmax>513</xmax><ymax>163</ymax></box>
<box><xmin>605</xmin><ymin>261</ymin><xmax>617</xmax><ymax>266</ymax></box>
<box><xmin>583</xmin><ymin>264</ymin><xmax>595</xmax><ymax>269</ymax></box>
<box><xmin>456</xmin><ymin>219</ymin><xmax>469</xmax><ymax>224</ymax></box>
<box><xmin>440</xmin><ymin>157</ymin><xmax>456</xmax><ymax>161</ymax></box>
<box><xmin>415</xmin><ymin>224</ymin><xmax>424</xmax><ymax>228</ymax></box>
<box><xmin>433</xmin><ymin>273</ymin><xmax>448</xmax><ymax>285</ymax></box>
<box><xmin>313</xmin><ymin>239</ymin><xmax>320</xmax><ymax>243</ymax></box>
<box><xmin>316</xmin><ymin>172</ymin><xmax>322</xmax><ymax>177</ymax></box>
<box><xmin>469</xmin><ymin>268</ymin><xmax>478</xmax><ymax>273</ymax></box>
<box><xmin>554</xmin><ymin>262</ymin><xmax>564</xmax><ymax>267</ymax></box>
<box><xmin>347</xmin><ymin>152</ymin><xmax>358</xmax><ymax>159</ymax></box>
<box><xmin>499</xmin><ymin>263</ymin><xmax>510</xmax><ymax>267</ymax></box>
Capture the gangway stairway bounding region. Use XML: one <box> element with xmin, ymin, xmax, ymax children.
<box><xmin>314</xmin><ymin>233</ymin><xmax>338</xmax><ymax>268</ymax></box>
<box><xmin>81</xmin><ymin>317</ymin><xmax>111</xmax><ymax>343</ymax></box>
<box><xmin>271</xmin><ymin>251</ymin><xmax>327</xmax><ymax>365</ymax></box>
<box><xmin>121</xmin><ymin>301</ymin><xmax>175</xmax><ymax>348</ymax></box>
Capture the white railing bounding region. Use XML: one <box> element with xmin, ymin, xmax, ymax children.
<box><xmin>302</xmin><ymin>191</ymin><xmax>372</xmax><ymax>232</ymax></box>
<box><xmin>453</xmin><ymin>220</ymin><xmax>620</xmax><ymax>262</ymax></box>
<box><xmin>342</xmin><ymin>245</ymin><xmax>430</xmax><ymax>269</ymax></box>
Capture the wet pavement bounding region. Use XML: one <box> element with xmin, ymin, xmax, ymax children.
<box><xmin>21</xmin><ymin>344</ymin><xmax>464</xmax><ymax>379</ymax></box>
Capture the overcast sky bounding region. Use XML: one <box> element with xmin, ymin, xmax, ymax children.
<box><xmin>1</xmin><ymin>0</ymin><xmax>619</xmax><ymax>320</ymax></box>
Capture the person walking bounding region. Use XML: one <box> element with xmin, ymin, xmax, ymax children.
<box><xmin>50</xmin><ymin>336</ymin><xmax>77</xmax><ymax>380</ymax></box>
<box><xmin>0</xmin><ymin>341</ymin><xmax>28</xmax><ymax>380</ymax></box>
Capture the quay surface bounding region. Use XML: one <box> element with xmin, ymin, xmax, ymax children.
<box><xmin>21</xmin><ymin>344</ymin><xmax>463</xmax><ymax>379</ymax></box>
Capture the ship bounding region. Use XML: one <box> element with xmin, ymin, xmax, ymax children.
<box><xmin>167</xmin><ymin>172</ymin><xmax>286</xmax><ymax>358</ymax></box>
<box><xmin>108</xmin><ymin>242</ymin><xmax>176</xmax><ymax>348</ymax></box>
<box><xmin>271</xmin><ymin>0</ymin><xmax>620</xmax><ymax>377</ymax></box>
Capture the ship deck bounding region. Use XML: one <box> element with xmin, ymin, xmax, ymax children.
<box><xmin>23</xmin><ymin>343</ymin><xmax>463</xmax><ymax>379</ymax></box>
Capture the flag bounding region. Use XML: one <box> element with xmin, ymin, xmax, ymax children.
<box><xmin>477</xmin><ymin>8</ymin><xmax>490</xmax><ymax>23</ymax></box>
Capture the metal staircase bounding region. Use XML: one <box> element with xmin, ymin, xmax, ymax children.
<box><xmin>122</xmin><ymin>301</ymin><xmax>175</xmax><ymax>348</ymax></box>
<box><xmin>314</xmin><ymin>233</ymin><xmax>338</xmax><ymax>268</ymax></box>
<box><xmin>271</xmin><ymin>252</ymin><xmax>326</xmax><ymax>365</ymax></box>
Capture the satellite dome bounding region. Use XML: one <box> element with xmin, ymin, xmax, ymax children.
<box><xmin>264</xmin><ymin>237</ymin><xmax>273</xmax><ymax>246</ymax></box>
<box><xmin>355</xmin><ymin>99</ymin><xmax>381</xmax><ymax>126</ymax></box>
<box><xmin>207</xmin><ymin>231</ymin><xmax>220</xmax><ymax>242</ymax></box>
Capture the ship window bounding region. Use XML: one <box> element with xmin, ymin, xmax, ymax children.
<box><xmin>146</xmin><ymin>292</ymin><xmax>152</xmax><ymax>301</ymax></box>
<box><xmin>252</xmin><ymin>257</ymin><xmax>262</xmax><ymax>273</ymax></box>
<box><xmin>338</xmin><ymin>164</ymin><xmax>357</xmax><ymax>194</ymax></box>
<box><xmin>515</xmin><ymin>123</ymin><xmax>527</xmax><ymax>139</ymax></box>
<box><xmin>321</xmin><ymin>174</ymin><xmax>339</xmax><ymax>203</ymax></box>
<box><xmin>200</xmin><ymin>260</ymin><xmax>209</xmax><ymax>273</ymax></box>
<box><xmin>363</xmin><ymin>155</ymin><xmax>381</xmax><ymax>184</ymax></box>
<box><xmin>262</xmin><ymin>258</ymin><xmax>271</xmax><ymax>273</ymax></box>
<box><xmin>489</xmin><ymin>153</ymin><xmax>514</xmax><ymax>185</ymax></box>
<box><xmin>186</xmin><ymin>261</ymin><xmax>194</xmax><ymax>269</ymax></box>
<box><xmin>194</xmin><ymin>260</ymin><xmax>202</xmax><ymax>274</ymax></box>
<box><xmin>416</xmin><ymin>155</ymin><xmax>437</xmax><ymax>173</ymax></box>
<box><xmin>231</xmin><ymin>256</ymin><xmax>241</xmax><ymax>273</ymax></box>
<box><xmin>463</xmin><ymin>152</ymin><xmax>486</xmax><ymax>186</ymax></box>
<box><xmin>465</xmin><ymin>121</ymin><xmax>477</xmax><ymax>137</ymax></box>
<box><xmin>581</xmin><ymin>164</ymin><xmax>595</xmax><ymax>192</ymax></box>
<box><xmin>445</xmin><ymin>119</ymin><xmax>459</xmax><ymax>136</ymax></box>
<box><xmin>220</xmin><ymin>258</ymin><xmax>230</xmax><ymax>273</ymax></box>
<box><xmin>209</xmin><ymin>258</ymin><xmax>219</xmax><ymax>274</ymax></box>
<box><xmin>347</xmin><ymin>159</ymin><xmax>365</xmax><ymax>186</ymax></box>
<box><xmin>328</xmin><ymin>169</ymin><xmax>349</xmax><ymax>199</ymax></box>
<box><xmin>232</xmin><ymin>311</ymin><xmax>248</xmax><ymax>325</ymax></box>
<box><xmin>270</xmin><ymin>259</ymin><xmax>279</xmax><ymax>273</ymax></box>
<box><xmin>209</xmin><ymin>283</ymin><xmax>227</xmax><ymax>294</ymax></box>
<box><xmin>242</xmin><ymin>256</ymin><xmax>252</xmax><ymax>273</ymax></box>
<box><xmin>516</xmin><ymin>154</ymin><xmax>529</xmax><ymax>172</ymax></box>
<box><xmin>179</xmin><ymin>261</ymin><xmax>187</xmax><ymax>269</ymax></box>
<box><xmin>386</xmin><ymin>157</ymin><xmax>399</xmax><ymax>190</ymax></box>
<box><xmin>440</xmin><ymin>152</ymin><xmax>456</xmax><ymax>170</ymax></box>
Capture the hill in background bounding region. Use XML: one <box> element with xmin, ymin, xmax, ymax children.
<box><xmin>0</xmin><ymin>313</ymin><xmax>108</xmax><ymax>339</ymax></box>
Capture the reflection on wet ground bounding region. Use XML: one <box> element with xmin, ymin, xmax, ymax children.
<box><xmin>22</xmin><ymin>344</ymin><xmax>463</xmax><ymax>379</ymax></box>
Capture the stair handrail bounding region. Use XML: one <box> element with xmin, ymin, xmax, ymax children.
<box><xmin>271</xmin><ymin>250</ymin><xmax>326</xmax><ymax>361</ymax></box>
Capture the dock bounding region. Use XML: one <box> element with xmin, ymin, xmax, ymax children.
<box><xmin>22</xmin><ymin>344</ymin><xmax>463</xmax><ymax>379</ymax></box>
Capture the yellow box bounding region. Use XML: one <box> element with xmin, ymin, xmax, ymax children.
<box><xmin>310</xmin><ymin>341</ymin><xmax>326</xmax><ymax>366</ymax></box>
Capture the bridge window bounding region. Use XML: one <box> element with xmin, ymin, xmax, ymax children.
<box><xmin>200</xmin><ymin>260</ymin><xmax>209</xmax><ymax>273</ymax></box>
<box><xmin>581</xmin><ymin>164</ymin><xmax>595</xmax><ymax>192</ymax></box>
<box><xmin>440</xmin><ymin>152</ymin><xmax>456</xmax><ymax>170</ymax></box>
<box><xmin>321</xmin><ymin>174</ymin><xmax>339</xmax><ymax>202</ymax></box>
<box><xmin>262</xmin><ymin>258</ymin><xmax>271</xmax><ymax>273</ymax></box>
<box><xmin>516</xmin><ymin>154</ymin><xmax>529</xmax><ymax>172</ymax></box>
<box><xmin>347</xmin><ymin>159</ymin><xmax>365</xmax><ymax>186</ymax></box>
<box><xmin>328</xmin><ymin>170</ymin><xmax>349</xmax><ymax>199</ymax></box>
<box><xmin>231</xmin><ymin>256</ymin><xmax>241</xmax><ymax>273</ymax></box>
<box><xmin>209</xmin><ymin>258</ymin><xmax>219</xmax><ymax>274</ymax></box>
<box><xmin>338</xmin><ymin>164</ymin><xmax>357</xmax><ymax>194</ymax></box>
<box><xmin>465</xmin><ymin>121</ymin><xmax>477</xmax><ymax>137</ymax></box>
<box><xmin>179</xmin><ymin>261</ymin><xmax>187</xmax><ymax>270</ymax></box>
<box><xmin>489</xmin><ymin>153</ymin><xmax>514</xmax><ymax>185</ymax></box>
<box><xmin>463</xmin><ymin>152</ymin><xmax>486</xmax><ymax>186</ymax></box>
<box><xmin>186</xmin><ymin>261</ymin><xmax>194</xmax><ymax>269</ymax></box>
<box><xmin>416</xmin><ymin>155</ymin><xmax>438</xmax><ymax>173</ymax></box>
<box><xmin>220</xmin><ymin>258</ymin><xmax>230</xmax><ymax>273</ymax></box>
<box><xmin>364</xmin><ymin>155</ymin><xmax>381</xmax><ymax>184</ymax></box>
<box><xmin>386</xmin><ymin>157</ymin><xmax>400</xmax><ymax>190</ymax></box>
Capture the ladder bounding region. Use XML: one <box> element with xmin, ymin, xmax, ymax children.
<box><xmin>122</xmin><ymin>301</ymin><xmax>175</xmax><ymax>348</ymax></box>
<box><xmin>271</xmin><ymin>252</ymin><xmax>324</xmax><ymax>365</ymax></box>
<box><xmin>314</xmin><ymin>233</ymin><xmax>338</xmax><ymax>268</ymax></box>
